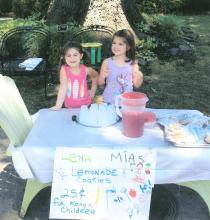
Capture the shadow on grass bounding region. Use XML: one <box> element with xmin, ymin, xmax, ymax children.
<box><xmin>150</xmin><ymin>184</ymin><xmax>210</xmax><ymax>220</ymax></box>
<box><xmin>0</xmin><ymin>162</ymin><xmax>51</xmax><ymax>220</ymax></box>
<box><xmin>0</xmin><ymin>162</ymin><xmax>26</xmax><ymax>219</ymax></box>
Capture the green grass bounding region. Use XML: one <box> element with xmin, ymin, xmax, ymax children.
<box><xmin>140</xmin><ymin>15</ymin><xmax>210</xmax><ymax>115</ymax></box>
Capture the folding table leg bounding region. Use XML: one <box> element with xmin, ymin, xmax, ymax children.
<box><xmin>179</xmin><ymin>180</ymin><xmax>210</xmax><ymax>213</ymax></box>
<box><xmin>20</xmin><ymin>179</ymin><xmax>50</xmax><ymax>218</ymax></box>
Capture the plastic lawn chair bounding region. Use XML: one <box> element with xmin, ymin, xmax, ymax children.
<box><xmin>0</xmin><ymin>74</ymin><xmax>33</xmax><ymax>151</ymax></box>
<box><xmin>20</xmin><ymin>179</ymin><xmax>50</xmax><ymax>217</ymax></box>
<box><xmin>0</xmin><ymin>74</ymin><xmax>50</xmax><ymax>217</ymax></box>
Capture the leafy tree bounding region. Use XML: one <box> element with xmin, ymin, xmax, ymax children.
<box><xmin>47</xmin><ymin>0</ymin><xmax>90</xmax><ymax>24</ymax></box>
<box><xmin>12</xmin><ymin>0</ymin><xmax>51</xmax><ymax>18</ymax></box>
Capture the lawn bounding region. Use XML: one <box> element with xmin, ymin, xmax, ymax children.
<box><xmin>3</xmin><ymin>15</ymin><xmax>210</xmax><ymax>115</ymax></box>
<box><xmin>141</xmin><ymin>15</ymin><xmax>210</xmax><ymax>115</ymax></box>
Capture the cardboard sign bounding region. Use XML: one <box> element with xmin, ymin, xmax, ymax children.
<box><xmin>50</xmin><ymin>147</ymin><xmax>156</xmax><ymax>220</ymax></box>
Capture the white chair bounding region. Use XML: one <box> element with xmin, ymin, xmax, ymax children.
<box><xmin>0</xmin><ymin>74</ymin><xmax>33</xmax><ymax>152</ymax></box>
<box><xmin>0</xmin><ymin>74</ymin><xmax>50</xmax><ymax>217</ymax></box>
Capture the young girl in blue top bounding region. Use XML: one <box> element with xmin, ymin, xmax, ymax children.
<box><xmin>98</xmin><ymin>29</ymin><xmax>143</xmax><ymax>103</ymax></box>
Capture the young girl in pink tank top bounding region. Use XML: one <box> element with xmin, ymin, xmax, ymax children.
<box><xmin>50</xmin><ymin>41</ymin><xmax>98</xmax><ymax>110</ymax></box>
<box><xmin>98</xmin><ymin>29</ymin><xmax>144</xmax><ymax>104</ymax></box>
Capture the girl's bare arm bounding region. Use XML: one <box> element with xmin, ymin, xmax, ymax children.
<box><xmin>50</xmin><ymin>66</ymin><xmax>67</xmax><ymax>110</ymax></box>
<box><xmin>87</xmin><ymin>67</ymin><xmax>98</xmax><ymax>99</ymax></box>
<box><xmin>132</xmin><ymin>62</ymin><xmax>143</xmax><ymax>88</ymax></box>
<box><xmin>98</xmin><ymin>59</ymin><xmax>109</xmax><ymax>86</ymax></box>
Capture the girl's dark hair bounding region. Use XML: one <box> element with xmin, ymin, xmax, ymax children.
<box><xmin>59</xmin><ymin>41</ymin><xmax>90</xmax><ymax>66</ymax></box>
<box><xmin>111</xmin><ymin>29</ymin><xmax>136</xmax><ymax>63</ymax></box>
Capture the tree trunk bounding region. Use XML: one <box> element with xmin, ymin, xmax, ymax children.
<box><xmin>83</xmin><ymin>0</ymin><xmax>142</xmax><ymax>32</ymax></box>
<box><xmin>47</xmin><ymin>0</ymin><xmax>90</xmax><ymax>24</ymax></box>
<box><xmin>47</xmin><ymin>0</ymin><xmax>143</xmax><ymax>38</ymax></box>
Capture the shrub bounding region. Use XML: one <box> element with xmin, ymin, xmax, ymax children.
<box><xmin>136</xmin><ymin>14</ymin><xmax>183</xmax><ymax>61</ymax></box>
<box><xmin>12</xmin><ymin>0</ymin><xmax>50</xmax><ymax>18</ymax></box>
<box><xmin>136</xmin><ymin>18</ymin><xmax>158</xmax><ymax>63</ymax></box>
<box><xmin>47</xmin><ymin>22</ymin><xmax>79</xmax><ymax>67</ymax></box>
<box><xmin>0</xmin><ymin>18</ymin><xmax>46</xmax><ymax>39</ymax></box>
<box><xmin>136</xmin><ymin>0</ymin><xmax>210</xmax><ymax>14</ymax></box>
<box><xmin>22</xmin><ymin>27</ymin><xmax>49</xmax><ymax>58</ymax></box>
<box><xmin>136</xmin><ymin>37</ymin><xmax>158</xmax><ymax>64</ymax></box>
<box><xmin>0</xmin><ymin>0</ymin><xmax>12</xmax><ymax>15</ymax></box>
<box><xmin>181</xmin><ymin>0</ymin><xmax>210</xmax><ymax>14</ymax></box>
<box><xmin>155</xmin><ymin>15</ymin><xmax>183</xmax><ymax>44</ymax></box>
<box><xmin>46</xmin><ymin>0</ymin><xmax>90</xmax><ymax>24</ymax></box>
<box><xmin>12</xmin><ymin>0</ymin><xmax>35</xmax><ymax>18</ymax></box>
<box><xmin>136</xmin><ymin>0</ymin><xmax>183</xmax><ymax>14</ymax></box>
<box><xmin>0</xmin><ymin>18</ymin><xmax>49</xmax><ymax>60</ymax></box>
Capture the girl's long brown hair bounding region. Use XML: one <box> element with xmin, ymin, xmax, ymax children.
<box><xmin>59</xmin><ymin>41</ymin><xmax>90</xmax><ymax>67</ymax></box>
<box><xmin>111</xmin><ymin>29</ymin><xmax>136</xmax><ymax>63</ymax></box>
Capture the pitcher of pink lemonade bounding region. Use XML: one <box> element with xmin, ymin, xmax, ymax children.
<box><xmin>115</xmin><ymin>92</ymin><xmax>149</xmax><ymax>138</ymax></box>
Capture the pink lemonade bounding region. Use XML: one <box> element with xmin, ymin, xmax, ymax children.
<box><xmin>122</xmin><ymin>110</ymin><xmax>145</xmax><ymax>138</ymax></box>
<box><xmin>121</xmin><ymin>92</ymin><xmax>148</xmax><ymax>107</ymax></box>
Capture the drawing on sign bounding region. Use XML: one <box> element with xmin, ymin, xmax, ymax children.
<box><xmin>50</xmin><ymin>147</ymin><xmax>156</xmax><ymax>220</ymax></box>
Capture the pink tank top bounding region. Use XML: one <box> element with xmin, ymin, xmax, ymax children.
<box><xmin>64</xmin><ymin>64</ymin><xmax>91</xmax><ymax>108</ymax></box>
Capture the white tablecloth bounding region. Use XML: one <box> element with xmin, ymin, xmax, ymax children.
<box><xmin>12</xmin><ymin>108</ymin><xmax>210</xmax><ymax>184</ymax></box>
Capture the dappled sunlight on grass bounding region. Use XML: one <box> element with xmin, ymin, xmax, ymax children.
<box><xmin>141</xmin><ymin>57</ymin><xmax>210</xmax><ymax>114</ymax></box>
<box><xmin>189</xmin><ymin>24</ymin><xmax>200</xmax><ymax>29</ymax></box>
<box><xmin>178</xmin><ymin>16</ymin><xmax>210</xmax><ymax>43</ymax></box>
<box><xmin>139</xmin><ymin>15</ymin><xmax>210</xmax><ymax>115</ymax></box>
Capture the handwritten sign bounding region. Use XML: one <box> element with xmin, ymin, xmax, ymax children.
<box><xmin>49</xmin><ymin>147</ymin><xmax>156</xmax><ymax>220</ymax></box>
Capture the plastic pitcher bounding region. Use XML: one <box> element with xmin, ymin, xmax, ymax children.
<box><xmin>115</xmin><ymin>92</ymin><xmax>150</xmax><ymax>138</ymax></box>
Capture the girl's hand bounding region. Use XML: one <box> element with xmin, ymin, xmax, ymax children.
<box><xmin>87</xmin><ymin>67</ymin><xmax>98</xmax><ymax>99</ymax></box>
<box><xmin>132</xmin><ymin>61</ymin><xmax>143</xmax><ymax>88</ymax></box>
<box><xmin>49</xmin><ymin>105</ymin><xmax>62</xmax><ymax>111</ymax></box>
<box><xmin>89</xmin><ymin>89</ymin><xmax>95</xmax><ymax>99</ymax></box>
